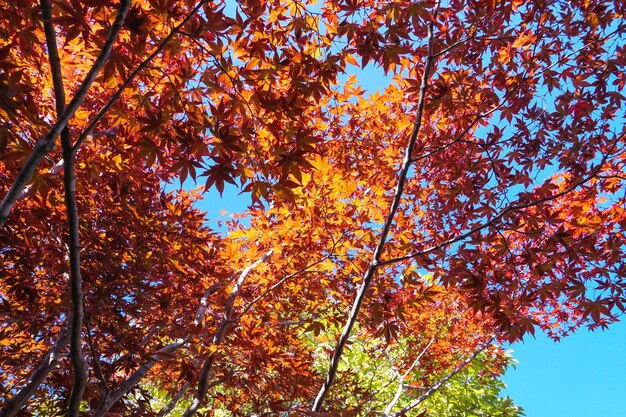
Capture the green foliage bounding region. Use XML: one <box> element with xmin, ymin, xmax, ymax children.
<box><xmin>305</xmin><ymin>323</ymin><xmax>524</xmax><ymax>416</ymax></box>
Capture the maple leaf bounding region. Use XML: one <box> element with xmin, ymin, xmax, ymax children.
<box><xmin>0</xmin><ymin>0</ymin><xmax>625</xmax><ymax>416</ymax></box>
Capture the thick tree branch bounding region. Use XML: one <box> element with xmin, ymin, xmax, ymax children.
<box><xmin>0</xmin><ymin>0</ymin><xmax>131</xmax><ymax>227</ymax></box>
<box><xmin>180</xmin><ymin>249</ymin><xmax>274</xmax><ymax>417</ymax></box>
<box><xmin>0</xmin><ymin>324</ymin><xmax>70</xmax><ymax>417</ymax></box>
<box><xmin>63</xmin><ymin>51</ymin><xmax>87</xmax><ymax>417</ymax></box>
<box><xmin>15</xmin><ymin>0</ymin><xmax>211</xmax><ymax>201</ymax></box>
<box><xmin>39</xmin><ymin>0</ymin><xmax>89</xmax><ymax>414</ymax></box>
<box><xmin>311</xmin><ymin>2</ymin><xmax>441</xmax><ymax>412</ymax></box>
<box><xmin>41</xmin><ymin>0</ymin><xmax>67</xmax><ymax>117</ymax></box>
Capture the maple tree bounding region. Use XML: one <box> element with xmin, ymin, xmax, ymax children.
<box><xmin>0</xmin><ymin>0</ymin><xmax>625</xmax><ymax>415</ymax></box>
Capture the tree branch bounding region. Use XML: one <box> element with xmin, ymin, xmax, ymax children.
<box><xmin>156</xmin><ymin>382</ymin><xmax>190</xmax><ymax>417</ymax></box>
<box><xmin>311</xmin><ymin>2</ymin><xmax>441</xmax><ymax>412</ymax></box>
<box><xmin>85</xmin><ymin>315</ymin><xmax>109</xmax><ymax>397</ymax></box>
<box><xmin>379</xmin><ymin>131</ymin><xmax>624</xmax><ymax>267</ymax></box>
<box><xmin>70</xmin><ymin>0</ymin><xmax>210</xmax><ymax>153</ymax></box>
<box><xmin>383</xmin><ymin>334</ymin><xmax>437</xmax><ymax>416</ymax></box>
<box><xmin>0</xmin><ymin>324</ymin><xmax>70</xmax><ymax>417</ymax></box>
<box><xmin>180</xmin><ymin>250</ymin><xmax>274</xmax><ymax>417</ymax></box>
<box><xmin>390</xmin><ymin>342</ymin><xmax>491</xmax><ymax>417</ymax></box>
<box><xmin>91</xmin><ymin>340</ymin><xmax>185</xmax><ymax>417</ymax></box>
<box><xmin>91</xmin><ymin>250</ymin><xmax>274</xmax><ymax>417</ymax></box>
<box><xmin>39</xmin><ymin>1</ymin><xmax>88</xmax><ymax>415</ymax></box>
<box><xmin>0</xmin><ymin>0</ymin><xmax>131</xmax><ymax>227</ymax></box>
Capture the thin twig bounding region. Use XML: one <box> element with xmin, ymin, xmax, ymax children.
<box><xmin>71</xmin><ymin>0</ymin><xmax>210</xmax><ymax>153</ymax></box>
<box><xmin>383</xmin><ymin>334</ymin><xmax>437</xmax><ymax>416</ymax></box>
<box><xmin>91</xmin><ymin>341</ymin><xmax>185</xmax><ymax>417</ymax></box>
<box><xmin>390</xmin><ymin>342</ymin><xmax>491</xmax><ymax>417</ymax></box>
<box><xmin>156</xmin><ymin>382</ymin><xmax>190</xmax><ymax>417</ymax></box>
<box><xmin>85</xmin><ymin>315</ymin><xmax>109</xmax><ymax>395</ymax></box>
<box><xmin>379</xmin><ymin>132</ymin><xmax>624</xmax><ymax>267</ymax></box>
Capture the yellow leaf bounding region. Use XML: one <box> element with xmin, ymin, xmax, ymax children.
<box><xmin>587</xmin><ymin>13</ymin><xmax>599</xmax><ymax>30</ymax></box>
<box><xmin>346</xmin><ymin>54</ymin><xmax>358</xmax><ymax>67</ymax></box>
<box><xmin>112</xmin><ymin>154</ymin><xmax>123</xmax><ymax>170</ymax></box>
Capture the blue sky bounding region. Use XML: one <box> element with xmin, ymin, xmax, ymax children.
<box><xmin>504</xmin><ymin>321</ymin><xmax>626</xmax><ymax>417</ymax></box>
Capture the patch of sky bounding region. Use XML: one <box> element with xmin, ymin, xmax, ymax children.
<box><xmin>504</xmin><ymin>319</ymin><xmax>626</xmax><ymax>417</ymax></box>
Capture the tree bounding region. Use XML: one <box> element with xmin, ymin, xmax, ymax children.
<box><xmin>0</xmin><ymin>0</ymin><xmax>624</xmax><ymax>415</ymax></box>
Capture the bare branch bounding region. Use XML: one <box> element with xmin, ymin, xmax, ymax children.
<box><xmin>383</xmin><ymin>335</ymin><xmax>437</xmax><ymax>416</ymax></box>
<box><xmin>311</xmin><ymin>2</ymin><xmax>441</xmax><ymax>412</ymax></box>
<box><xmin>0</xmin><ymin>0</ymin><xmax>131</xmax><ymax>227</ymax></box>
<box><xmin>0</xmin><ymin>324</ymin><xmax>70</xmax><ymax>417</ymax></box>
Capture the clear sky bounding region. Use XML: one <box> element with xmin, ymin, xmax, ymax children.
<box><xmin>503</xmin><ymin>320</ymin><xmax>626</xmax><ymax>417</ymax></box>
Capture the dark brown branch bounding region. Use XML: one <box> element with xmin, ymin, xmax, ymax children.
<box><xmin>181</xmin><ymin>250</ymin><xmax>274</xmax><ymax>417</ymax></box>
<box><xmin>41</xmin><ymin>0</ymin><xmax>66</xmax><ymax>117</ymax></box>
<box><xmin>85</xmin><ymin>316</ymin><xmax>109</xmax><ymax>396</ymax></box>
<box><xmin>0</xmin><ymin>324</ymin><xmax>70</xmax><ymax>417</ymax></box>
<box><xmin>311</xmin><ymin>2</ymin><xmax>441</xmax><ymax>412</ymax></box>
<box><xmin>64</xmin><ymin>101</ymin><xmax>86</xmax><ymax>417</ymax></box>
<box><xmin>42</xmin><ymin>0</ymin><xmax>86</xmax><ymax>413</ymax></box>
<box><xmin>15</xmin><ymin>0</ymin><xmax>213</xmax><ymax>201</ymax></box>
<box><xmin>40</xmin><ymin>1</ymin><xmax>88</xmax><ymax>415</ymax></box>
<box><xmin>0</xmin><ymin>0</ymin><xmax>131</xmax><ymax>227</ymax></box>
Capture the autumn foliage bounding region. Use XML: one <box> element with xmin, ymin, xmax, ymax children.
<box><xmin>1</xmin><ymin>0</ymin><xmax>625</xmax><ymax>415</ymax></box>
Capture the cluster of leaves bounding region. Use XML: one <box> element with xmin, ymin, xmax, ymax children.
<box><xmin>144</xmin><ymin>319</ymin><xmax>524</xmax><ymax>417</ymax></box>
<box><xmin>0</xmin><ymin>0</ymin><xmax>625</xmax><ymax>415</ymax></box>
